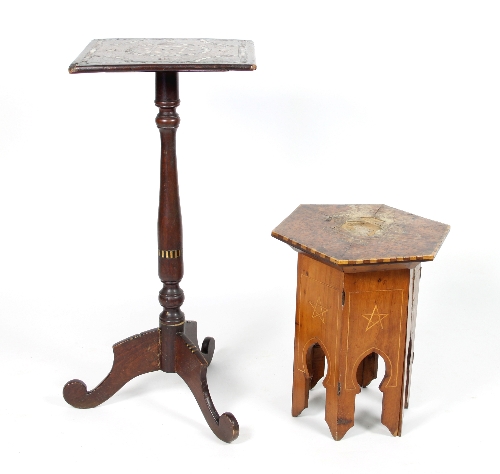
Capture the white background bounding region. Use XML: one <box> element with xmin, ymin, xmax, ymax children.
<box><xmin>1</xmin><ymin>1</ymin><xmax>499</xmax><ymax>472</ymax></box>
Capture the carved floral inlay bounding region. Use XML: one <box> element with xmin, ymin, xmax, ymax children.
<box><xmin>76</xmin><ymin>38</ymin><xmax>253</xmax><ymax>66</ymax></box>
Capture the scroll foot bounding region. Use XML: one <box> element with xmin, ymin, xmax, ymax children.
<box><xmin>200</xmin><ymin>337</ymin><xmax>215</xmax><ymax>365</ymax></box>
<box><xmin>184</xmin><ymin>320</ymin><xmax>215</xmax><ymax>365</ymax></box>
<box><xmin>63</xmin><ymin>329</ymin><xmax>160</xmax><ymax>409</ymax></box>
<box><xmin>175</xmin><ymin>333</ymin><xmax>238</xmax><ymax>443</ymax></box>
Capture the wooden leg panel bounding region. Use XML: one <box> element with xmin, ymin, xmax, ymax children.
<box><xmin>326</xmin><ymin>387</ymin><xmax>356</xmax><ymax>441</ymax></box>
<box><xmin>356</xmin><ymin>352</ymin><xmax>378</xmax><ymax>388</ymax></box>
<box><xmin>184</xmin><ymin>320</ymin><xmax>215</xmax><ymax>365</ymax></box>
<box><xmin>381</xmin><ymin>385</ymin><xmax>404</xmax><ymax>436</ymax></box>
<box><xmin>292</xmin><ymin>367</ymin><xmax>310</xmax><ymax>416</ymax></box>
<box><xmin>404</xmin><ymin>265</ymin><xmax>421</xmax><ymax>409</ymax></box>
<box><xmin>63</xmin><ymin>328</ymin><xmax>160</xmax><ymax>409</ymax></box>
<box><xmin>308</xmin><ymin>343</ymin><xmax>326</xmax><ymax>389</ymax></box>
<box><xmin>175</xmin><ymin>333</ymin><xmax>238</xmax><ymax>443</ymax></box>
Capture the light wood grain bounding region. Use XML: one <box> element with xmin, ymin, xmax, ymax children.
<box><xmin>292</xmin><ymin>253</ymin><xmax>417</xmax><ymax>439</ymax></box>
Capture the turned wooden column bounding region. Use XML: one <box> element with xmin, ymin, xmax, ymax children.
<box><xmin>155</xmin><ymin>71</ymin><xmax>185</xmax><ymax>372</ymax></box>
<box><xmin>62</xmin><ymin>38</ymin><xmax>256</xmax><ymax>443</ymax></box>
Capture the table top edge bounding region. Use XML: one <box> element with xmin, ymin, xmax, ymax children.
<box><xmin>69</xmin><ymin>38</ymin><xmax>257</xmax><ymax>74</ymax></box>
<box><xmin>68</xmin><ymin>63</ymin><xmax>257</xmax><ymax>74</ymax></box>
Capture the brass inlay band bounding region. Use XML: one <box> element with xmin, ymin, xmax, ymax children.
<box><xmin>158</xmin><ymin>249</ymin><xmax>182</xmax><ymax>259</ymax></box>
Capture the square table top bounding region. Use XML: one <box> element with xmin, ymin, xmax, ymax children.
<box><xmin>69</xmin><ymin>38</ymin><xmax>256</xmax><ymax>73</ymax></box>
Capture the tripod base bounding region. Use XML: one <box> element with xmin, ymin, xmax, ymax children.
<box><xmin>63</xmin><ymin>322</ymin><xmax>238</xmax><ymax>443</ymax></box>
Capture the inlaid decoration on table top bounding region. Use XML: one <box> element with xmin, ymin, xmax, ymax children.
<box><xmin>69</xmin><ymin>38</ymin><xmax>257</xmax><ymax>73</ymax></box>
<box><xmin>272</xmin><ymin>204</ymin><xmax>450</xmax><ymax>265</ymax></box>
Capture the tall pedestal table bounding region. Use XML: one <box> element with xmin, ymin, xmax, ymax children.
<box><xmin>272</xmin><ymin>204</ymin><xmax>449</xmax><ymax>440</ymax></box>
<box><xmin>63</xmin><ymin>38</ymin><xmax>256</xmax><ymax>443</ymax></box>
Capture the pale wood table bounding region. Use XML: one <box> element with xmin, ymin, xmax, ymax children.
<box><xmin>272</xmin><ymin>204</ymin><xmax>449</xmax><ymax>440</ymax></box>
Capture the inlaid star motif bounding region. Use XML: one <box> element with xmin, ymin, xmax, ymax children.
<box><xmin>362</xmin><ymin>305</ymin><xmax>388</xmax><ymax>331</ymax></box>
<box><xmin>309</xmin><ymin>297</ymin><xmax>329</xmax><ymax>323</ymax></box>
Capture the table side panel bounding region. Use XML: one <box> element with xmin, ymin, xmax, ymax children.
<box><xmin>295</xmin><ymin>253</ymin><xmax>343</xmax><ymax>384</ymax></box>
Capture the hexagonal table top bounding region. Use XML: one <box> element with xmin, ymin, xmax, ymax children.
<box><xmin>271</xmin><ymin>204</ymin><xmax>450</xmax><ymax>266</ymax></box>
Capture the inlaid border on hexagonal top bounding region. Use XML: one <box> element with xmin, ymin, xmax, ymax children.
<box><xmin>272</xmin><ymin>204</ymin><xmax>449</xmax><ymax>266</ymax></box>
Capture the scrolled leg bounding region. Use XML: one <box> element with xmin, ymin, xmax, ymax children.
<box><xmin>184</xmin><ymin>320</ymin><xmax>215</xmax><ymax>365</ymax></box>
<box><xmin>184</xmin><ymin>320</ymin><xmax>199</xmax><ymax>347</ymax></box>
<box><xmin>175</xmin><ymin>333</ymin><xmax>238</xmax><ymax>443</ymax></box>
<box><xmin>63</xmin><ymin>329</ymin><xmax>160</xmax><ymax>409</ymax></box>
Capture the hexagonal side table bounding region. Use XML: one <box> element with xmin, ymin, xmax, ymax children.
<box><xmin>272</xmin><ymin>204</ymin><xmax>449</xmax><ymax>440</ymax></box>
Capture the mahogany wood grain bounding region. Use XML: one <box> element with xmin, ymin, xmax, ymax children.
<box><xmin>176</xmin><ymin>333</ymin><xmax>239</xmax><ymax>442</ymax></box>
<box><xmin>63</xmin><ymin>40</ymin><xmax>255</xmax><ymax>442</ymax></box>
<box><xmin>63</xmin><ymin>329</ymin><xmax>160</xmax><ymax>408</ymax></box>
